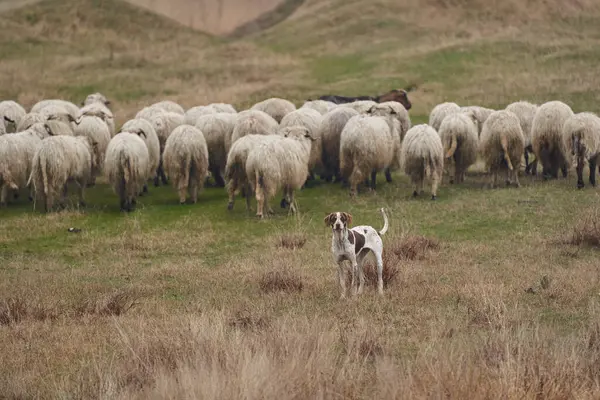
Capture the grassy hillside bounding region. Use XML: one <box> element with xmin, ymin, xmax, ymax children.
<box><xmin>2</xmin><ymin>0</ymin><xmax>600</xmax><ymax>397</ymax></box>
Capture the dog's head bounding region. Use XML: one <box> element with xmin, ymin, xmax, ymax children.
<box><xmin>324</xmin><ymin>212</ymin><xmax>352</xmax><ymax>231</ymax></box>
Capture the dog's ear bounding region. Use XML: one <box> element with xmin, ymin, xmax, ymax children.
<box><xmin>340</xmin><ymin>212</ymin><xmax>352</xmax><ymax>226</ymax></box>
<box><xmin>324</xmin><ymin>213</ymin><xmax>335</xmax><ymax>226</ymax></box>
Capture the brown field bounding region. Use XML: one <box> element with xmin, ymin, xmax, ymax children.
<box><xmin>1</xmin><ymin>0</ymin><xmax>600</xmax><ymax>398</ymax></box>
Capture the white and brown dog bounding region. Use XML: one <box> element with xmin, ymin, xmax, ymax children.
<box><xmin>324</xmin><ymin>208</ymin><xmax>389</xmax><ymax>298</ymax></box>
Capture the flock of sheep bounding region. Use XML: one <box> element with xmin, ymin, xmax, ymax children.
<box><xmin>0</xmin><ymin>90</ymin><xmax>597</xmax><ymax>216</ymax></box>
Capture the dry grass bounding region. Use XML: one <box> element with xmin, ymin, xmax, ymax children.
<box><xmin>258</xmin><ymin>265</ymin><xmax>304</xmax><ymax>293</ymax></box>
<box><xmin>568</xmin><ymin>210</ymin><xmax>600</xmax><ymax>247</ymax></box>
<box><xmin>275</xmin><ymin>233</ymin><xmax>307</xmax><ymax>249</ymax></box>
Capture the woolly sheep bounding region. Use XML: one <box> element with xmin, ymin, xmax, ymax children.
<box><xmin>120</xmin><ymin>119</ymin><xmax>161</xmax><ymax>190</ymax></box>
<box><xmin>250</xmin><ymin>98</ymin><xmax>296</xmax><ymax>123</ymax></box>
<box><xmin>80</xmin><ymin>102</ymin><xmax>115</xmax><ymax>136</ymax></box>
<box><xmin>224</xmin><ymin>134</ymin><xmax>283</xmax><ymax>212</ymax></box>
<box><xmin>31</xmin><ymin>100</ymin><xmax>80</xmax><ymax>120</ymax></box>
<box><xmin>210</xmin><ymin>103</ymin><xmax>236</xmax><ymax>114</ymax></box>
<box><xmin>231</xmin><ymin>109</ymin><xmax>278</xmax><ymax>144</ymax></box>
<box><xmin>479</xmin><ymin>110</ymin><xmax>525</xmax><ymax>188</ymax></box>
<box><xmin>82</xmin><ymin>92</ymin><xmax>110</xmax><ymax>107</ymax></box>
<box><xmin>0</xmin><ymin>119</ymin><xmax>5</xmax><ymax>135</ymax></box>
<box><xmin>45</xmin><ymin>114</ymin><xmax>75</xmax><ymax>137</ymax></box>
<box><xmin>140</xmin><ymin>111</ymin><xmax>184</xmax><ymax>186</ymax></box>
<box><xmin>531</xmin><ymin>100</ymin><xmax>574</xmax><ymax>179</ymax></box>
<box><xmin>319</xmin><ymin>107</ymin><xmax>359</xmax><ymax>182</ymax></box>
<box><xmin>562</xmin><ymin>112</ymin><xmax>600</xmax><ymax>189</ymax></box>
<box><xmin>0</xmin><ymin>123</ymin><xmax>53</xmax><ymax>206</ymax></box>
<box><xmin>340</xmin><ymin>114</ymin><xmax>395</xmax><ymax>196</ymax></box>
<box><xmin>279</xmin><ymin>108</ymin><xmax>324</xmax><ymax>176</ymax></box>
<box><xmin>29</xmin><ymin>135</ymin><xmax>99</xmax><ymax>212</ymax></box>
<box><xmin>162</xmin><ymin>125</ymin><xmax>209</xmax><ymax>204</ymax></box>
<box><xmin>195</xmin><ymin>113</ymin><xmax>236</xmax><ymax>187</ymax></box>
<box><xmin>0</xmin><ymin>100</ymin><xmax>26</xmax><ymax>133</ymax></box>
<box><xmin>341</xmin><ymin>100</ymin><xmax>378</xmax><ymax>114</ymax></box>
<box><xmin>506</xmin><ymin>101</ymin><xmax>538</xmax><ymax>174</ymax></box>
<box><xmin>438</xmin><ymin>111</ymin><xmax>479</xmax><ymax>184</ymax></box>
<box><xmin>245</xmin><ymin>126</ymin><xmax>315</xmax><ymax>218</ymax></box>
<box><xmin>401</xmin><ymin>124</ymin><xmax>444</xmax><ymax>199</ymax></box>
<box><xmin>301</xmin><ymin>100</ymin><xmax>337</xmax><ymax>115</ymax></box>
<box><xmin>460</xmin><ymin>106</ymin><xmax>494</xmax><ymax>136</ymax></box>
<box><xmin>104</xmin><ymin>133</ymin><xmax>150</xmax><ymax>212</ymax></box>
<box><xmin>16</xmin><ymin>112</ymin><xmax>45</xmax><ymax>132</ymax></box>
<box><xmin>184</xmin><ymin>106</ymin><xmax>216</xmax><ymax>125</ymax></box>
<box><xmin>71</xmin><ymin>114</ymin><xmax>112</xmax><ymax>178</ymax></box>
<box><xmin>429</xmin><ymin>102</ymin><xmax>461</xmax><ymax>132</ymax></box>
<box><xmin>149</xmin><ymin>100</ymin><xmax>185</xmax><ymax>115</ymax></box>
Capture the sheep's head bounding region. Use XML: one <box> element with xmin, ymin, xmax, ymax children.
<box><xmin>281</xmin><ymin>126</ymin><xmax>315</xmax><ymax>141</ymax></box>
<box><xmin>151</xmin><ymin>116</ymin><xmax>166</xmax><ymax>135</ymax></box>
<box><xmin>83</xmin><ymin>93</ymin><xmax>110</xmax><ymax>107</ymax></box>
<box><xmin>378</xmin><ymin>89</ymin><xmax>412</xmax><ymax>111</ymax></box>
<box><xmin>367</xmin><ymin>104</ymin><xmax>398</xmax><ymax>117</ymax></box>
<box><xmin>462</xmin><ymin>109</ymin><xmax>480</xmax><ymax>131</ymax></box>
<box><xmin>134</xmin><ymin>129</ymin><xmax>147</xmax><ymax>139</ymax></box>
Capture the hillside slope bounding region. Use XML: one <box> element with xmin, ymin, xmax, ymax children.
<box><xmin>0</xmin><ymin>0</ymin><xmax>599</xmax><ymax>123</ymax></box>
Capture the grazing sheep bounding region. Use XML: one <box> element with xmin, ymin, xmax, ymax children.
<box><xmin>224</xmin><ymin>134</ymin><xmax>283</xmax><ymax>212</ymax></box>
<box><xmin>438</xmin><ymin>111</ymin><xmax>479</xmax><ymax>184</ymax></box>
<box><xmin>82</xmin><ymin>92</ymin><xmax>110</xmax><ymax>107</ymax></box>
<box><xmin>150</xmin><ymin>100</ymin><xmax>185</xmax><ymax>115</ymax></box>
<box><xmin>0</xmin><ymin>100</ymin><xmax>26</xmax><ymax>133</ymax></box>
<box><xmin>0</xmin><ymin>119</ymin><xmax>5</xmax><ymax>135</ymax></box>
<box><xmin>45</xmin><ymin>114</ymin><xmax>75</xmax><ymax>137</ymax></box>
<box><xmin>0</xmin><ymin>123</ymin><xmax>53</xmax><ymax>206</ymax></box>
<box><xmin>184</xmin><ymin>106</ymin><xmax>216</xmax><ymax>126</ymax></box>
<box><xmin>29</xmin><ymin>135</ymin><xmax>99</xmax><ymax>212</ymax></box>
<box><xmin>506</xmin><ymin>101</ymin><xmax>538</xmax><ymax>174</ymax></box>
<box><xmin>460</xmin><ymin>106</ymin><xmax>494</xmax><ymax>136</ymax></box>
<box><xmin>429</xmin><ymin>102</ymin><xmax>461</xmax><ymax>132</ymax></box>
<box><xmin>342</xmin><ymin>100</ymin><xmax>378</xmax><ymax>114</ymax></box>
<box><xmin>301</xmin><ymin>100</ymin><xmax>337</xmax><ymax>115</ymax></box>
<box><xmin>340</xmin><ymin>114</ymin><xmax>395</xmax><ymax>196</ymax></box>
<box><xmin>80</xmin><ymin>102</ymin><xmax>115</xmax><ymax>136</ymax></box>
<box><xmin>479</xmin><ymin>110</ymin><xmax>525</xmax><ymax>188</ymax></box>
<box><xmin>531</xmin><ymin>100</ymin><xmax>574</xmax><ymax>179</ymax></box>
<box><xmin>31</xmin><ymin>100</ymin><xmax>80</xmax><ymax>121</ymax></box>
<box><xmin>104</xmin><ymin>133</ymin><xmax>150</xmax><ymax>212</ymax></box>
<box><xmin>140</xmin><ymin>111</ymin><xmax>184</xmax><ymax>186</ymax></box>
<box><xmin>195</xmin><ymin>113</ymin><xmax>236</xmax><ymax>187</ymax></box>
<box><xmin>320</xmin><ymin>107</ymin><xmax>359</xmax><ymax>183</ymax></box>
<box><xmin>279</xmin><ymin>108</ymin><xmax>324</xmax><ymax>177</ymax></box>
<box><xmin>120</xmin><ymin>119</ymin><xmax>161</xmax><ymax>191</ymax></box>
<box><xmin>231</xmin><ymin>109</ymin><xmax>278</xmax><ymax>144</ymax></box>
<box><xmin>245</xmin><ymin>126</ymin><xmax>314</xmax><ymax>218</ymax></box>
<box><xmin>162</xmin><ymin>125</ymin><xmax>209</xmax><ymax>204</ymax></box>
<box><xmin>562</xmin><ymin>112</ymin><xmax>600</xmax><ymax>189</ymax></box>
<box><xmin>401</xmin><ymin>124</ymin><xmax>444</xmax><ymax>199</ymax></box>
<box><xmin>16</xmin><ymin>112</ymin><xmax>45</xmax><ymax>132</ymax></box>
<box><xmin>71</xmin><ymin>114</ymin><xmax>111</xmax><ymax>181</ymax></box>
<box><xmin>210</xmin><ymin>103</ymin><xmax>236</xmax><ymax>114</ymax></box>
<box><xmin>250</xmin><ymin>98</ymin><xmax>296</xmax><ymax>123</ymax></box>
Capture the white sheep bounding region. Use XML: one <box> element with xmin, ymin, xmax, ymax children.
<box><xmin>301</xmin><ymin>100</ymin><xmax>337</xmax><ymax>115</ymax></box>
<box><xmin>319</xmin><ymin>107</ymin><xmax>359</xmax><ymax>182</ymax></box>
<box><xmin>531</xmin><ymin>100</ymin><xmax>574</xmax><ymax>179</ymax></box>
<box><xmin>104</xmin><ymin>133</ymin><xmax>150</xmax><ymax>212</ymax></box>
<box><xmin>250</xmin><ymin>98</ymin><xmax>296</xmax><ymax>123</ymax></box>
<box><xmin>340</xmin><ymin>114</ymin><xmax>395</xmax><ymax>196</ymax></box>
<box><xmin>341</xmin><ymin>100</ymin><xmax>378</xmax><ymax>114</ymax></box>
<box><xmin>71</xmin><ymin>114</ymin><xmax>111</xmax><ymax>178</ymax></box>
<box><xmin>562</xmin><ymin>112</ymin><xmax>600</xmax><ymax>189</ymax></box>
<box><xmin>16</xmin><ymin>112</ymin><xmax>45</xmax><ymax>132</ymax></box>
<box><xmin>149</xmin><ymin>100</ymin><xmax>185</xmax><ymax>115</ymax></box>
<box><xmin>31</xmin><ymin>99</ymin><xmax>80</xmax><ymax>121</ymax></box>
<box><xmin>82</xmin><ymin>92</ymin><xmax>110</xmax><ymax>107</ymax></box>
<box><xmin>120</xmin><ymin>118</ymin><xmax>161</xmax><ymax>192</ymax></box>
<box><xmin>162</xmin><ymin>125</ymin><xmax>209</xmax><ymax>204</ymax></box>
<box><xmin>479</xmin><ymin>110</ymin><xmax>525</xmax><ymax>188</ymax></box>
<box><xmin>231</xmin><ymin>109</ymin><xmax>278</xmax><ymax>144</ymax></box>
<box><xmin>210</xmin><ymin>103</ymin><xmax>236</xmax><ymax>114</ymax></box>
<box><xmin>460</xmin><ymin>105</ymin><xmax>494</xmax><ymax>136</ymax></box>
<box><xmin>195</xmin><ymin>113</ymin><xmax>236</xmax><ymax>187</ymax></box>
<box><xmin>224</xmin><ymin>134</ymin><xmax>283</xmax><ymax>212</ymax></box>
<box><xmin>80</xmin><ymin>102</ymin><xmax>115</xmax><ymax>136</ymax></box>
<box><xmin>429</xmin><ymin>102</ymin><xmax>461</xmax><ymax>132</ymax></box>
<box><xmin>0</xmin><ymin>100</ymin><xmax>26</xmax><ymax>133</ymax></box>
<box><xmin>28</xmin><ymin>135</ymin><xmax>99</xmax><ymax>212</ymax></box>
<box><xmin>245</xmin><ymin>126</ymin><xmax>314</xmax><ymax>218</ymax></box>
<box><xmin>506</xmin><ymin>101</ymin><xmax>538</xmax><ymax>174</ymax></box>
<box><xmin>45</xmin><ymin>113</ymin><xmax>75</xmax><ymax>137</ymax></box>
<box><xmin>438</xmin><ymin>111</ymin><xmax>479</xmax><ymax>184</ymax></box>
<box><xmin>279</xmin><ymin>108</ymin><xmax>324</xmax><ymax>178</ymax></box>
<box><xmin>184</xmin><ymin>106</ymin><xmax>216</xmax><ymax>125</ymax></box>
<box><xmin>401</xmin><ymin>124</ymin><xmax>444</xmax><ymax>199</ymax></box>
<box><xmin>0</xmin><ymin>123</ymin><xmax>53</xmax><ymax>206</ymax></box>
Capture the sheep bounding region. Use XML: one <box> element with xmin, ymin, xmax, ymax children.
<box><xmin>506</xmin><ymin>101</ymin><xmax>538</xmax><ymax>174</ymax></box>
<box><xmin>531</xmin><ymin>100</ymin><xmax>574</xmax><ymax>179</ymax></box>
<box><xmin>80</xmin><ymin>102</ymin><xmax>115</xmax><ymax>136</ymax></box>
<box><xmin>224</xmin><ymin>134</ymin><xmax>283</xmax><ymax>212</ymax></box>
<box><xmin>429</xmin><ymin>102</ymin><xmax>461</xmax><ymax>132</ymax></box>
<box><xmin>339</xmin><ymin>114</ymin><xmax>395</xmax><ymax>196</ymax></box>
<box><xmin>279</xmin><ymin>108</ymin><xmax>324</xmax><ymax>178</ymax></box>
<box><xmin>301</xmin><ymin>100</ymin><xmax>337</xmax><ymax>115</ymax></box>
<box><xmin>82</xmin><ymin>92</ymin><xmax>110</xmax><ymax>107</ymax></box>
<box><xmin>149</xmin><ymin>100</ymin><xmax>185</xmax><ymax>115</ymax></box>
<box><xmin>341</xmin><ymin>100</ymin><xmax>378</xmax><ymax>114</ymax></box>
<box><xmin>0</xmin><ymin>119</ymin><xmax>5</xmax><ymax>135</ymax></box>
<box><xmin>0</xmin><ymin>100</ymin><xmax>26</xmax><ymax>133</ymax></box>
<box><xmin>31</xmin><ymin>100</ymin><xmax>80</xmax><ymax>121</ymax></box>
<box><xmin>104</xmin><ymin>133</ymin><xmax>150</xmax><ymax>212</ymax></box>
<box><xmin>460</xmin><ymin>106</ymin><xmax>494</xmax><ymax>136</ymax></box>
<box><xmin>245</xmin><ymin>126</ymin><xmax>314</xmax><ymax>218</ymax></box>
<box><xmin>562</xmin><ymin>112</ymin><xmax>600</xmax><ymax>189</ymax></box>
<box><xmin>16</xmin><ymin>112</ymin><xmax>45</xmax><ymax>132</ymax></box>
<box><xmin>438</xmin><ymin>111</ymin><xmax>479</xmax><ymax>184</ymax></box>
<box><xmin>250</xmin><ymin>98</ymin><xmax>296</xmax><ymax>123</ymax></box>
<box><xmin>319</xmin><ymin>107</ymin><xmax>359</xmax><ymax>183</ymax></box>
<box><xmin>231</xmin><ymin>109</ymin><xmax>278</xmax><ymax>144</ymax></box>
<box><xmin>0</xmin><ymin>123</ymin><xmax>54</xmax><ymax>206</ymax></box>
<box><xmin>120</xmin><ymin>119</ymin><xmax>161</xmax><ymax>192</ymax></box>
<box><xmin>44</xmin><ymin>112</ymin><xmax>76</xmax><ymax>137</ymax></box>
<box><xmin>162</xmin><ymin>125</ymin><xmax>209</xmax><ymax>204</ymax></box>
<box><xmin>28</xmin><ymin>135</ymin><xmax>99</xmax><ymax>212</ymax></box>
<box><xmin>184</xmin><ymin>106</ymin><xmax>216</xmax><ymax>125</ymax></box>
<box><xmin>210</xmin><ymin>103</ymin><xmax>236</xmax><ymax>114</ymax></box>
<box><xmin>71</xmin><ymin>114</ymin><xmax>112</xmax><ymax>178</ymax></box>
<box><xmin>479</xmin><ymin>110</ymin><xmax>525</xmax><ymax>188</ymax></box>
<box><xmin>401</xmin><ymin>124</ymin><xmax>444</xmax><ymax>199</ymax></box>
<box><xmin>319</xmin><ymin>94</ymin><xmax>376</xmax><ymax>104</ymax></box>
<box><xmin>194</xmin><ymin>113</ymin><xmax>236</xmax><ymax>187</ymax></box>
<box><xmin>319</xmin><ymin>89</ymin><xmax>412</xmax><ymax>111</ymax></box>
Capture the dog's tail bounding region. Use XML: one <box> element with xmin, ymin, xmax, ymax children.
<box><xmin>378</xmin><ymin>207</ymin><xmax>389</xmax><ymax>236</ymax></box>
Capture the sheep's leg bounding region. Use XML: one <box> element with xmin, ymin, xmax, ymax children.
<box><xmin>530</xmin><ymin>158</ymin><xmax>538</xmax><ymax>176</ymax></box>
<box><xmin>412</xmin><ymin>176</ymin><xmax>419</xmax><ymax>197</ymax></box>
<box><xmin>158</xmin><ymin>160</ymin><xmax>168</xmax><ymax>185</ymax></box>
<box><xmin>227</xmin><ymin>178</ymin><xmax>237</xmax><ymax>211</ymax></box>
<box><xmin>288</xmin><ymin>189</ymin><xmax>298</xmax><ymax>215</ymax></box>
<box><xmin>512</xmin><ymin>162</ymin><xmax>521</xmax><ymax>188</ymax></box>
<box><xmin>490</xmin><ymin>169</ymin><xmax>498</xmax><ymax>189</ymax></box>
<box><xmin>210</xmin><ymin>166</ymin><xmax>225</xmax><ymax>188</ymax></box>
<box><xmin>255</xmin><ymin>184</ymin><xmax>264</xmax><ymax>218</ymax></box>
<box><xmin>190</xmin><ymin>178</ymin><xmax>199</xmax><ymax>204</ymax></box>
<box><xmin>177</xmin><ymin>183</ymin><xmax>187</xmax><ymax>205</ymax></box>
<box><xmin>59</xmin><ymin>184</ymin><xmax>68</xmax><ymax>209</ymax></box>
<box><xmin>431</xmin><ymin>173</ymin><xmax>440</xmax><ymax>200</ymax></box>
<box><xmin>384</xmin><ymin>167</ymin><xmax>392</xmax><ymax>183</ymax></box>
<box><xmin>338</xmin><ymin>263</ymin><xmax>347</xmax><ymax>299</ymax></box>
<box><xmin>370</xmin><ymin>170</ymin><xmax>377</xmax><ymax>191</ymax></box>
<box><xmin>245</xmin><ymin>183</ymin><xmax>254</xmax><ymax>212</ymax></box>
<box><xmin>561</xmin><ymin>161</ymin><xmax>568</xmax><ymax>179</ymax></box>
<box><xmin>524</xmin><ymin>150</ymin><xmax>530</xmax><ymax>175</ymax></box>
<box><xmin>0</xmin><ymin>185</ymin><xmax>8</xmax><ymax>207</ymax></box>
<box><xmin>77</xmin><ymin>181</ymin><xmax>86</xmax><ymax>207</ymax></box>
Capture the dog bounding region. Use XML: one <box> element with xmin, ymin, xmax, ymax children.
<box><xmin>324</xmin><ymin>208</ymin><xmax>389</xmax><ymax>298</ymax></box>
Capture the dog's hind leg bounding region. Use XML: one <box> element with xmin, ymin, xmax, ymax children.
<box><xmin>356</xmin><ymin>252</ymin><xmax>367</xmax><ymax>295</ymax></box>
<box><xmin>337</xmin><ymin>263</ymin><xmax>347</xmax><ymax>299</ymax></box>
<box><xmin>375</xmin><ymin>251</ymin><xmax>384</xmax><ymax>295</ymax></box>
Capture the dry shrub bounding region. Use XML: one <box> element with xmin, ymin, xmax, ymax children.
<box><xmin>568</xmin><ymin>213</ymin><xmax>600</xmax><ymax>247</ymax></box>
<box><xmin>228</xmin><ymin>308</ymin><xmax>269</xmax><ymax>330</ymax></box>
<box><xmin>77</xmin><ymin>289</ymin><xmax>140</xmax><ymax>317</ymax></box>
<box><xmin>0</xmin><ymin>296</ymin><xmax>58</xmax><ymax>325</ymax></box>
<box><xmin>391</xmin><ymin>235</ymin><xmax>439</xmax><ymax>261</ymax></box>
<box><xmin>259</xmin><ymin>266</ymin><xmax>304</xmax><ymax>293</ymax></box>
<box><xmin>363</xmin><ymin>255</ymin><xmax>401</xmax><ymax>288</ymax></box>
<box><xmin>275</xmin><ymin>233</ymin><xmax>307</xmax><ymax>250</ymax></box>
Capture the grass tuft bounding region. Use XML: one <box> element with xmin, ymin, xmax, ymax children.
<box><xmin>0</xmin><ymin>296</ymin><xmax>58</xmax><ymax>325</ymax></box>
<box><xmin>275</xmin><ymin>233</ymin><xmax>307</xmax><ymax>250</ymax></box>
<box><xmin>259</xmin><ymin>266</ymin><xmax>304</xmax><ymax>293</ymax></box>
<box><xmin>77</xmin><ymin>289</ymin><xmax>140</xmax><ymax>317</ymax></box>
<box><xmin>568</xmin><ymin>211</ymin><xmax>600</xmax><ymax>247</ymax></box>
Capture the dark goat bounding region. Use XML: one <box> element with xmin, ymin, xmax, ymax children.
<box><xmin>317</xmin><ymin>89</ymin><xmax>412</xmax><ymax>111</ymax></box>
<box><xmin>318</xmin><ymin>95</ymin><xmax>376</xmax><ymax>104</ymax></box>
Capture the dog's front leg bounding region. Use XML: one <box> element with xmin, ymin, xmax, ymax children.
<box><xmin>337</xmin><ymin>262</ymin><xmax>347</xmax><ymax>299</ymax></box>
<box><xmin>356</xmin><ymin>253</ymin><xmax>366</xmax><ymax>295</ymax></box>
